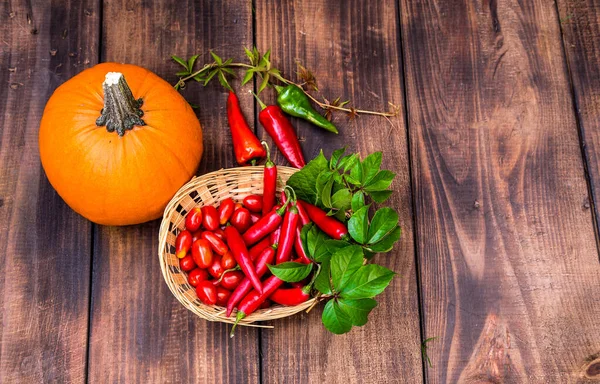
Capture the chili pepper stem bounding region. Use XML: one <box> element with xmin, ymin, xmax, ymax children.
<box><xmin>251</xmin><ymin>91</ymin><xmax>268</xmax><ymax>110</ymax></box>
<box><xmin>230</xmin><ymin>311</ymin><xmax>246</xmax><ymax>338</ymax></box>
<box><xmin>214</xmin><ymin>266</ymin><xmax>241</xmax><ymax>284</ymax></box>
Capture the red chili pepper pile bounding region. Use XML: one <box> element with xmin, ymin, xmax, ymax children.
<box><xmin>174</xmin><ymin>162</ymin><xmax>349</xmax><ymax>335</ymax></box>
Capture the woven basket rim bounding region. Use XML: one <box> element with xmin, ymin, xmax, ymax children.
<box><xmin>158</xmin><ymin>166</ymin><xmax>318</xmax><ymax>327</ymax></box>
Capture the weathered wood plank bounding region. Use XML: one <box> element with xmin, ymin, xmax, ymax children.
<box><xmin>0</xmin><ymin>0</ymin><xmax>99</xmax><ymax>382</ymax></box>
<box><xmin>86</xmin><ymin>1</ymin><xmax>260</xmax><ymax>383</ymax></box>
<box><xmin>557</xmin><ymin>1</ymin><xmax>600</xmax><ymax>246</ymax></box>
<box><xmin>255</xmin><ymin>1</ymin><xmax>423</xmax><ymax>383</ymax></box>
<box><xmin>400</xmin><ymin>0</ymin><xmax>600</xmax><ymax>382</ymax></box>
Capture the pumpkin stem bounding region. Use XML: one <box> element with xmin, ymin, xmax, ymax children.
<box><xmin>96</xmin><ymin>72</ymin><xmax>145</xmax><ymax>136</ymax></box>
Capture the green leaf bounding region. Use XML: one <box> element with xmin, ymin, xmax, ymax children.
<box><xmin>351</xmin><ymin>191</ymin><xmax>365</xmax><ymax>212</ymax></box>
<box><xmin>218</xmin><ymin>71</ymin><xmax>232</xmax><ymax>91</ymax></box>
<box><xmin>365</xmin><ymin>226</ymin><xmax>401</xmax><ymax>253</ymax></box>
<box><xmin>268</xmin><ymin>262</ymin><xmax>313</xmax><ymax>283</ymax></box>
<box><xmin>286</xmin><ymin>151</ymin><xmax>328</xmax><ymax>204</ymax></box>
<box><xmin>337</xmin><ymin>298</ymin><xmax>377</xmax><ymax>326</ymax></box>
<box><xmin>368</xmin><ymin>208</ymin><xmax>399</xmax><ymax>244</ymax></box>
<box><xmin>259</xmin><ymin>49</ymin><xmax>271</xmax><ymax>68</ymax></box>
<box><xmin>315</xmin><ymin>170</ymin><xmax>334</xmax><ymax>203</ymax></box>
<box><xmin>221</xmin><ymin>67</ymin><xmax>237</xmax><ymax>76</ymax></box>
<box><xmin>330</xmin><ymin>147</ymin><xmax>347</xmax><ymax>169</ymax></box>
<box><xmin>361</xmin><ymin>152</ymin><xmax>382</xmax><ymax>184</ymax></box>
<box><xmin>203</xmin><ymin>69</ymin><xmax>218</xmax><ymax>86</ymax></box>
<box><xmin>242</xmin><ymin>70</ymin><xmax>254</xmax><ymax>86</ymax></box>
<box><xmin>176</xmin><ymin>70</ymin><xmax>190</xmax><ymax>76</ymax></box>
<box><xmin>331</xmin><ymin>188</ymin><xmax>352</xmax><ymax>213</ymax></box>
<box><xmin>348</xmin><ymin>206</ymin><xmax>369</xmax><ymax>244</ymax></box>
<box><xmin>210</xmin><ymin>51</ymin><xmax>223</xmax><ymax>65</ymax></box>
<box><xmin>305</xmin><ymin>224</ymin><xmax>328</xmax><ymax>260</ymax></box>
<box><xmin>339</xmin><ymin>154</ymin><xmax>359</xmax><ymax>173</ymax></box>
<box><xmin>369</xmin><ymin>190</ymin><xmax>393</xmax><ymax>203</ymax></box>
<box><xmin>258</xmin><ymin>73</ymin><xmax>270</xmax><ymax>93</ymax></box>
<box><xmin>341</xmin><ymin>264</ymin><xmax>395</xmax><ymax>299</ymax></box>
<box><xmin>331</xmin><ymin>245</ymin><xmax>364</xmax><ymax>292</ymax></box>
<box><xmin>314</xmin><ymin>260</ymin><xmax>332</xmax><ymax>294</ymax></box>
<box><xmin>244</xmin><ymin>47</ymin><xmax>254</xmax><ymax>63</ymax></box>
<box><xmin>364</xmin><ymin>170</ymin><xmax>395</xmax><ymax>192</ymax></box>
<box><xmin>333</xmin><ymin>209</ymin><xmax>347</xmax><ymax>222</ymax></box>
<box><xmin>321</xmin><ymin>177</ymin><xmax>334</xmax><ymax>208</ymax></box>
<box><xmin>322</xmin><ymin>300</ymin><xmax>353</xmax><ymax>334</ymax></box>
<box><xmin>187</xmin><ymin>54</ymin><xmax>199</xmax><ymax>71</ymax></box>
<box><xmin>313</xmin><ymin>239</ymin><xmax>349</xmax><ymax>263</ymax></box>
<box><xmin>193</xmin><ymin>74</ymin><xmax>204</xmax><ymax>82</ymax></box>
<box><xmin>350</xmin><ymin>159</ymin><xmax>363</xmax><ymax>184</ymax></box>
<box><xmin>172</xmin><ymin>55</ymin><xmax>188</xmax><ymax>69</ymax></box>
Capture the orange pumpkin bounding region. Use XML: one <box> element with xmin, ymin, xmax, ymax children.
<box><xmin>39</xmin><ymin>63</ymin><xmax>203</xmax><ymax>225</ymax></box>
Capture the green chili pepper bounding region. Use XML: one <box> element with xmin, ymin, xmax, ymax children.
<box><xmin>274</xmin><ymin>84</ymin><xmax>338</xmax><ymax>134</ymax></box>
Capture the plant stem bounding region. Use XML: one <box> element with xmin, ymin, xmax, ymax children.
<box><xmin>176</xmin><ymin>61</ymin><xmax>397</xmax><ymax>118</ymax></box>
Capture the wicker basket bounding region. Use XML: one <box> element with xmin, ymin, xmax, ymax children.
<box><xmin>158</xmin><ymin>166</ymin><xmax>317</xmax><ymax>327</ymax></box>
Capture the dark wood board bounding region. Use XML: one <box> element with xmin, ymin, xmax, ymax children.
<box><xmin>255</xmin><ymin>1</ymin><xmax>423</xmax><ymax>383</ymax></box>
<box><xmin>400</xmin><ymin>0</ymin><xmax>600</xmax><ymax>382</ymax></box>
<box><xmin>86</xmin><ymin>1</ymin><xmax>260</xmax><ymax>383</ymax></box>
<box><xmin>556</xmin><ymin>1</ymin><xmax>600</xmax><ymax>379</ymax></box>
<box><xmin>557</xmin><ymin>1</ymin><xmax>600</xmax><ymax>245</ymax></box>
<box><xmin>0</xmin><ymin>0</ymin><xmax>99</xmax><ymax>382</ymax></box>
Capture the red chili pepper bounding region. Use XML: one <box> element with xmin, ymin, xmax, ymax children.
<box><xmin>250</xmin><ymin>212</ymin><xmax>261</xmax><ymax>224</ymax></box>
<box><xmin>218</xmin><ymin>198</ymin><xmax>235</xmax><ymax>225</ymax></box>
<box><xmin>243</xmin><ymin>194</ymin><xmax>263</xmax><ymax>213</ymax></box>
<box><xmin>227</xmin><ymin>91</ymin><xmax>266</xmax><ymax>165</ymax></box>
<box><xmin>213</xmin><ymin>228</ymin><xmax>226</xmax><ymax>241</ymax></box>
<box><xmin>191</xmin><ymin>230</ymin><xmax>203</xmax><ymax>243</ymax></box>
<box><xmin>230</xmin><ymin>275</ymin><xmax>284</xmax><ymax>336</ymax></box>
<box><xmin>294</xmin><ymin>225</ymin><xmax>311</xmax><ymax>264</ymax></box>
<box><xmin>299</xmin><ymin>201</ymin><xmax>349</xmax><ymax>240</ymax></box>
<box><xmin>202</xmin><ymin>206</ymin><xmax>219</xmax><ymax>231</ymax></box>
<box><xmin>179</xmin><ymin>254</ymin><xmax>196</xmax><ymax>272</ymax></box>
<box><xmin>248</xmin><ymin>237</ymin><xmax>271</xmax><ymax>261</ymax></box>
<box><xmin>270</xmin><ymin>225</ymin><xmax>281</xmax><ymax>246</ymax></box>
<box><xmin>230</xmin><ymin>207</ymin><xmax>252</xmax><ymax>233</ymax></box>
<box><xmin>191</xmin><ymin>239</ymin><xmax>214</xmax><ymax>269</ymax></box>
<box><xmin>296</xmin><ymin>198</ymin><xmax>310</xmax><ymax>226</ymax></box>
<box><xmin>242</xmin><ymin>204</ymin><xmax>288</xmax><ymax>246</ymax></box>
<box><xmin>201</xmin><ymin>231</ymin><xmax>229</xmax><ymax>256</ymax></box>
<box><xmin>226</xmin><ymin>245</ymin><xmax>276</xmax><ymax>317</ymax></box>
<box><xmin>188</xmin><ymin>268</ymin><xmax>209</xmax><ymax>287</ymax></box>
<box><xmin>208</xmin><ymin>255</ymin><xmax>225</xmax><ymax>279</ymax></box>
<box><xmin>175</xmin><ymin>230</ymin><xmax>192</xmax><ymax>259</ymax></box>
<box><xmin>276</xmin><ymin>203</ymin><xmax>299</xmax><ymax>264</ymax></box>
<box><xmin>221</xmin><ymin>251</ymin><xmax>237</xmax><ymax>269</ymax></box>
<box><xmin>196</xmin><ymin>280</ymin><xmax>217</xmax><ymax>305</ymax></box>
<box><xmin>185</xmin><ymin>207</ymin><xmax>203</xmax><ymax>232</ymax></box>
<box><xmin>292</xmin><ymin>198</ymin><xmax>312</xmax><ymax>263</ymax></box>
<box><xmin>224</xmin><ymin>226</ymin><xmax>263</xmax><ymax>294</ymax></box>
<box><xmin>262</xmin><ymin>142</ymin><xmax>277</xmax><ymax>215</ymax></box>
<box><xmin>269</xmin><ymin>286</ymin><xmax>311</xmax><ymax>306</ymax></box>
<box><xmin>220</xmin><ymin>270</ymin><xmax>245</xmax><ymax>291</ymax></box>
<box><xmin>253</xmin><ymin>93</ymin><xmax>305</xmax><ymax>168</ymax></box>
<box><xmin>216</xmin><ymin>287</ymin><xmax>232</xmax><ymax>307</ymax></box>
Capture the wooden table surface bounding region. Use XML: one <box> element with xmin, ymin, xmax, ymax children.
<box><xmin>2</xmin><ymin>0</ymin><xmax>600</xmax><ymax>383</ymax></box>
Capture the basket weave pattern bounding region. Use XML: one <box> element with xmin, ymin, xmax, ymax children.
<box><xmin>159</xmin><ymin>166</ymin><xmax>316</xmax><ymax>326</ymax></box>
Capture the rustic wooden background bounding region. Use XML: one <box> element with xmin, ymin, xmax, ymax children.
<box><xmin>1</xmin><ymin>0</ymin><xmax>600</xmax><ymax>383</ymax></box>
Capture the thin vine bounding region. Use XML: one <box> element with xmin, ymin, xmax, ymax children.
<box><xmin>172</xmin><ymin>47</ymin><xmax>398</xmax><ymax>120</ymax></box>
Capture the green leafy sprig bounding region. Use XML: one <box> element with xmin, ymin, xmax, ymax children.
<box><xmin>263</xmin><ymin>148</ymin><xmax>402</xmax><ymax>335</ymax></box>
<box><xmin>172</xmin><ymin>48</ymin><xmax>398</xmax><ymax>119</ymax></box>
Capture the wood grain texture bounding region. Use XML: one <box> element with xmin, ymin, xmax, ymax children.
<box><xmin>255</xmin><ymin>1</ymin><xmax>423</xmax><ymax>383</ymax></box>
<box><xmin>86</xmin><ymin>1</ymin><xmax>260</xmax><ymax>383</ymax></box>
<box><xmin>557</xmin><ymin>0</ymin><xmax>600</xmax><ymax>251</ymax></box>
<box><xmin>0</xmin><ymin>0</ymin><xmax>98</xmax><ymax>382</ymax></box>
<box><xmin>400</xmin><ymin>0</ymin><xmax>600</xmax><ymax>382</ymax></box>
